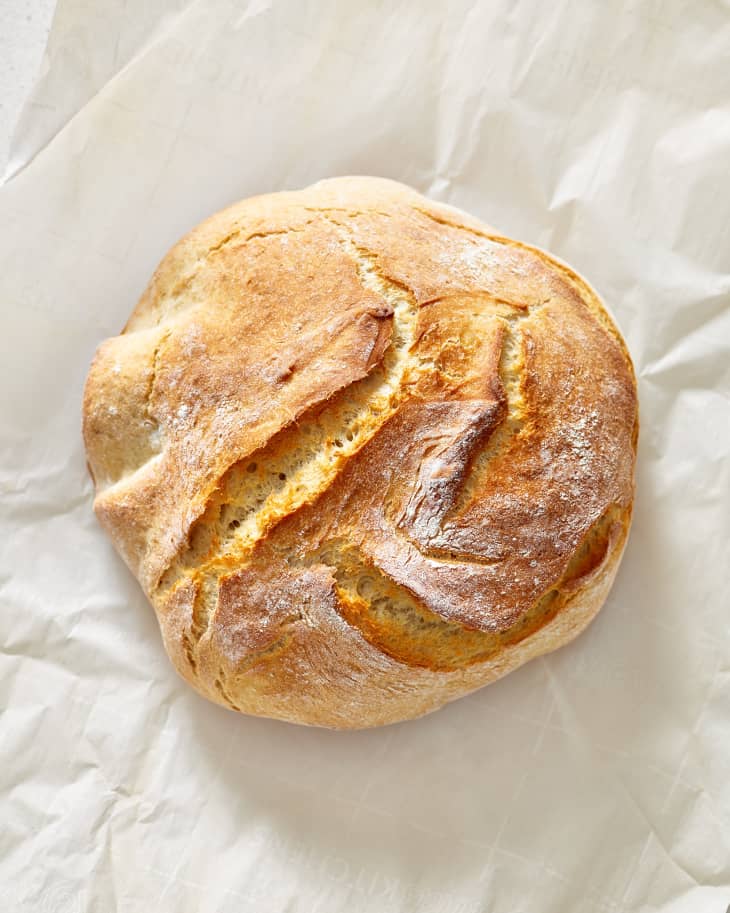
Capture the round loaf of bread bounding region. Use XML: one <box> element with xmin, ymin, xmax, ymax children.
<box><xmin>83</xmin><ymin>177</ymin><xmax>638</xmax><ymax>728</ymax></box>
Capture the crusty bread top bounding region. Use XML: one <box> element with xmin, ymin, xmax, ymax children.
<box><xmin>83</xmin><ymin>177</ymin><xmax>637</xmax><ymax>685</ymax></box>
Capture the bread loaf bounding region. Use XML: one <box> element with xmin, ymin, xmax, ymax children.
<box><xmin>83</xmin><ymin>177</ymin><xmax>638</xmax><ymax>728</ymax></box>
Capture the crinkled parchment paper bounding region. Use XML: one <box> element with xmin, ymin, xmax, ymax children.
<box><xmin>1</xmin><ymin>1</ymin><xmax>729</xmax><ymax>910</ymax></box>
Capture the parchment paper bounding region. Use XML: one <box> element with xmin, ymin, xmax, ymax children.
<box><xmin>1</xmin><ymin>1</ymin><xmax>729</xmax><ymax>911</ymax></box>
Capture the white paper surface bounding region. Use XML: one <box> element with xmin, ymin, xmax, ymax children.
<box><xmin>2</xmin><ymin>1</ymin><xmax>729</xmax><ymax>910</ymax></box>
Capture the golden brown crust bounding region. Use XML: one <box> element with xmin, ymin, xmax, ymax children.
<box><xmin>83</xmin><ymin>176</ymin><xmax>638</xmax><ymax>728</ymax></box>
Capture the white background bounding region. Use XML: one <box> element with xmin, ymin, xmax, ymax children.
<box><xmin>0</xmin><ymin>0</ymin><xmax>56</xmax><ymax>177</ymax></box>
<box><xmin>1</xmin><ymin>2</ymin><xmax>729</xmax><ymax>912</ymax></box>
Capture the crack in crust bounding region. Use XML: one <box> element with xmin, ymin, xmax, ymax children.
<box><xmin>159</xmin><ymin>257</ymin><xmax>554</xmax><ymax>673</ymax></box>
<box><xmin>451</xmin><ymin>311</ymin><xmax>531</xmax><ymax>515</ymax></box>
<box><xmin>299</xmin><ymin>504</ymin><xmax>624</xmax><ymax>672</ymax></box>
<box><xmin>156</xmin><ymin>232</ymin><xmax>424</xmax><ymax>658</ymax></box>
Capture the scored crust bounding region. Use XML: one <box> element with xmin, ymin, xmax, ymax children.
<box><xmin>82</xmin><ymin>177</ymin><xmax>638</xmax><ymax>728</ymax></box>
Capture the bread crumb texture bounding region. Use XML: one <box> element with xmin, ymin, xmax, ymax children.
<box><xmin>82</xmin><ymin>177</ymin><xmax>638</xmax><ymax>728</ymax></box>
